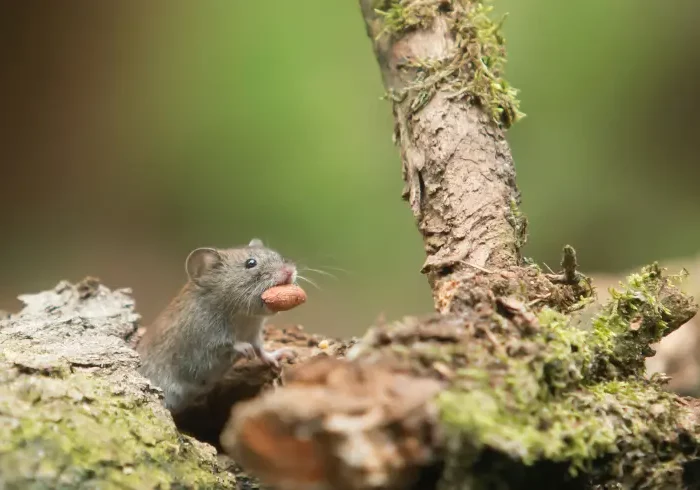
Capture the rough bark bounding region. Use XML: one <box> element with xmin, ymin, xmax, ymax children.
<box><xmin>222</xmin><ymin>263</ymin><xmax>700</xmax><ymax>489</ymax></box>
<box><xmin>359</xmin><ymin>0</ymin><xmax>525</xmax><ymax>305</ymax></box>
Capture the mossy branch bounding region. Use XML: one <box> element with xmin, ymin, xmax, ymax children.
<box><xmin>224</xmin><ymin>265</ymin><xmax>700</xmax><ymax>489</ymax></box>
<box><xmin>374</xmin><ymin>0</ymin><xmax>523</xmax><ymax>126</ymax></box>
<box><xmin>592</xmin><ymin>264</ymin><xmax>697</xmax><ymax>377</ymax></box>
<box><xmin>360</xmin><ymin>0</ymin><xmax>526</xmax><ymax>304</ymax></box>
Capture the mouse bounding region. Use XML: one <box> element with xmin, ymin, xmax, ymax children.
<box><xmin>136</xmin><ymin>238</ymin><xmax>298</xmax><ymax>413</ymax></box>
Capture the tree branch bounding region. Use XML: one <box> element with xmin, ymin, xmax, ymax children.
<box><xmin>360</xmin><ymin>0</ymin><xmax>526</xmax><ymax>306</ymax></box>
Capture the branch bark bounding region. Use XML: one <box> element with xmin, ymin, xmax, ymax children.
<box><xmin>359</xmin><ymin>0</ymin><xmax>525</xmax><ymax>306</ymax></box>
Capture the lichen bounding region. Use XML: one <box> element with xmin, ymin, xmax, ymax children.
<box><xmin>0</xmin><ymin>365</ymin><xmax>237</xmax><ymax>489</ymax></box>
<box><xmin>375</xmin><ymin>0</ymin><xmax>524</xmax><ymax>127</ymax></box>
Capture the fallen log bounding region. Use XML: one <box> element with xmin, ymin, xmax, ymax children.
<box><xmin>0</xmin><ymin>278</ymin><xmax>237</xmax><ymax>488</ymax></box>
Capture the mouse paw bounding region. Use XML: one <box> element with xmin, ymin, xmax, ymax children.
<box><xmin>233</xmin><ymin>342</ymin><xmax>257</xmax><ymax>360</ymax></box>
<box><xmin>259</xmin><ymin>348</ymin><xmax>297</xmax><ymax>368</ymax></box>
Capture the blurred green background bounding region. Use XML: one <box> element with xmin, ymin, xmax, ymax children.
<box><xmin>1</xmin><ymin>1</ymin><xmax>699</xmax><ymax>336</ymax></box>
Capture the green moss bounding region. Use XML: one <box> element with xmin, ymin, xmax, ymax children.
<box><xmin>374</xmin><ymin>0</ymin><xmax>437</xmax><ymax>35</ymax></box>
<box><xmin>0</xmin><ymin>367</ymin><xmax>236</xmax><ymax>489</ymax></box>
<box><xmin>349</xmin><ymin>262</ymin><xmax>697</xmax><ymax>487</ymax></box>
<box><xmin>437</xmin><ymin>332</ymin><xmax>693</xmax><ymax>487</ymax></box>
<box><xmin>439</xmin><ymin>377</ymin><xmax>684</xmax><ymax>480</ymax></box>
<box><xmin>535</xmin><ymin>308</ymin><xmax>592</xmax><ymax>391</ymax></box>
<box><xmin>375</xmin><ymin>0</ymin><xmax>524</xmax><ymax>127</ymax></box>
<box><xmin>438</xmin><ymin>387</ymin><xmax>617</xmax><ymax>472</ymax></box>
<box><xmin>507</xmin><ymin>197</ymin><xmax>528</xmax><ymax>250</ymax></box>
<box><xmin>431</xmin><ymin>264</ymin><xmax>698</xmax><ymax>488</ymax></box>
<box><xmin>591</xmin><ymin>263</ymin><xmax>693</xmax><ymax>376</ymax></box>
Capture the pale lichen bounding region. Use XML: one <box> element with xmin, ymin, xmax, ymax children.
<box><xmin>0</xmin><ymin>279</ymin><xmax>238</xmax><ymax>489</ymax></box>
<box><xmin>0</xmin><ymin>364</ymin><xmax>237</xmax><ymax>489</ymax></box>
<box><xmin>0</xmin><ymin>363</ymin><xmax>236</xmax><ymax>489</ymax></box>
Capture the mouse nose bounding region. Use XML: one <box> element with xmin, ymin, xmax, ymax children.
<box><xmin>279</xmin><ymin>266</ymin><xmax>295</xmax><ymax>285</ymax></box>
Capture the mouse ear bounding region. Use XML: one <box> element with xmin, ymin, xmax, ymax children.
<box><xmin>186</xmin><ymin>248</ymin><xmax>222</xmax><ymax>282</ymax></box>
<box><xmin>248</xmin><ymin>238</ymin><xmax>264</xmax><ymax>248</ymax></box>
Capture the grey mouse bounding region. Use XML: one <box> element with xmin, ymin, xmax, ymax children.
<box><xmin>137</xmin><ymin>238</ymin><xmax>297</xmax><ymax>413</ymax></box>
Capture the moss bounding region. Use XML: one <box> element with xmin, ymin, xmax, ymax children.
<box><xmin>507</xmin><ymin>197</ymin><xmax>528</xmax><ymax>250</ymax></box>
<box><xmin>435</xmin><ymin>326</ymin><xmax>695</xmax><ymax>488</ymax></box>
<box><xmin>591</xmin><ymin>263</ymin><xmax>695</xmax><ymax>377</ymax></box>
<box><xmin>438</xmin><ymin>376</ymin><xmax>691</xmax><ymax>488</ymax></box>
<box><xmin>356</xmin><ymin>264</ymin><xmax>696</xmax><ymax>488</ymax></box>
<box><xmin>374</xmin><ymin>0</ymin><xmax>439</xmax><ymax>36</ymax></box>
<box><xmin>0</xmin><ymin>367</ymin><xmax>236</xmax><ymax>489</ymax></box>
<box><xmin>429</xmin><ymin>264</ymin><xmax>698</xmax><ymax>488</ymax></box>
<box><xmin>375</xmin><ymin>0</ymin><xmax>524</xmax><ymax>127</ymax></box>
<box><xmin>347</xmin><ymin>260</ymin><xmax>697</xmax><ymax>488</ymax></box>
<box><xmin>431</xmin><ymin>308</ymin><xmax>597</xmax><ymax>471</ymax></box>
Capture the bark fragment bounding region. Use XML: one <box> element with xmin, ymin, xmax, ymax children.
<box><xmin>221</xmin><ymin>357</ymin><xmax>444</xmax><ymax>490</ymax></box>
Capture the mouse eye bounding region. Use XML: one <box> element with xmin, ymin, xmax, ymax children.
<box><xmin>245</xmin><ymin>258</ymin><xmax>257</xmax><ymax>269</ymax></box>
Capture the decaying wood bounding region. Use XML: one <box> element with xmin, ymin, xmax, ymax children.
<box><xmin>0</xmin><ymin>279</ymin><xmax>237</xmax><ymax>488</ymax></box>
<box><xmin>221</xmin><ymin>357</ymin><xmax>444</xmax><ymax>490</ymax></box>
<box><xmin>0</xmin><ymin>277</ymin><xmax>356</xmax><ymax>488</ymax></box>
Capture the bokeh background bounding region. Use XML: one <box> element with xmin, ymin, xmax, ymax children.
<box><xmin>2</xmin><ymin>1</ymin><xmax>699</xmax><ymax>338</ymax></box>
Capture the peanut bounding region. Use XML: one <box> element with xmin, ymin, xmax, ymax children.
<box><xmin>261</xmin><ymin>284</ymin><xmax>307</xmax><ymax>312</ymax></box>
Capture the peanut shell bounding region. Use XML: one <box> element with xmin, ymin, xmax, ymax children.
<box><xmin>261</xmin><ymin>284</ymin><xmax>307</xmax><ymax>312</ymax></box>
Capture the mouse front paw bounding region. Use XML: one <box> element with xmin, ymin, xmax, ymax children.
<box><xmin>233</xmin><ymin>342</ymin><xmax>257</xmax><ymax>360</ymax></box>
<box><xmin>259</xmin><ymin>347</ymin><xmax>297</xmax><ymax>368</ymax></box>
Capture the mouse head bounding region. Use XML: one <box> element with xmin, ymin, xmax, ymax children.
<box><xmin>185</xmin><ymin>238</ymin><xmax>297</xmax><ymax>315</ymax></box>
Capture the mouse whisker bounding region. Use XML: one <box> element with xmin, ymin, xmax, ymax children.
<box><xmin>296</xmin><ymin>275</ymin><xmax>320</xmax><ymax>290</ymax></box>
<box><xmin>316</xmin><ymin>264</ymin><xmax>352</xmax><ymax>275</ymax></box>
<box><xmin>241</xmin><ymin>293</ymin><xmax>250</xmax><ymax>316</ymax></box>
<box><xmin>300</xmin><ymin>267</ymin><xmax>337</xmax><ymax>280</ymax></box>
<box><xmin>245</xmin><ymin>284</ymin><xmax>259</xmax><ymax>315</ymax></box>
